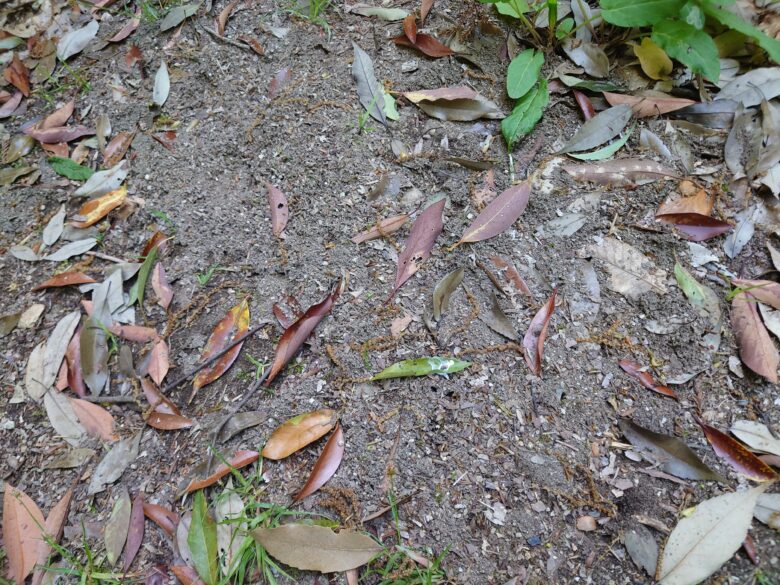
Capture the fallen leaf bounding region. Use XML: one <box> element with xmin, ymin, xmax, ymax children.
<box><xmin>188</xmin><ymin>491</ymin><xmax>218</xmax><ymax>585</ymax></box>
<box><xmin>124</xmin><ymin>494</ymin><xmax>144</xmax><ymax>571</ymax></box>
<box><xmin>251</xmin><ymin>524</ymin><xmax>383</xmax><ymax>572</ymax></box>
<box><xmin>730</xmin><ymin>420</ymin><xmax>780</xmax><ymax>457</ymax></box>
<box><xmin>432</xmin><ymin>267</ymin><xmax>465</xmax><ymax>321</ymax></box>
<box><xmin>349</xmin><ymin>4</ymin><xmax>409</xmax><ymax>20</ymax></box>
<box><xmin>143</xmin><ymin>502</ymin><xmax>179</xmax><ymax>537</ymax></box>
<box><xmin>44</xmin><ymin>389</ymin><xmax>86</xmax><ymax>446</ymax></box>
<box><xmin>490</xmin><ymin>256</ymin><xmax>533</xmax><ymax>298</ymax></box>
<box><xmin>4</xmin><ymin>54</ymin><xmax>30</xmax><ymax>96</ymax></box>
<box><xmin>32</xmin><ymin>272</ymin><xmax>95</xmax><ymax>291</ymax></box>
<box><xmin>560</xmin><ymin>104</ymin><xmax>633</xmax><ymax>154</ymax></box>
<box><xmin>391</xmin><ymin>199</ymin><xmax>445</xmax><ymax>298</ymax></box>
<box><xmin>3</xmin><ymin>483</ymin><xmax>45</xmax><ymax>585</ymax></box>
<box><xmin>372</xmin><ymin>357</ymin><xmax>470</xmax><ymax>380</ymax></box>
<box><xmin>216</xmin><ymin>0</ymin><xmax>240</xmax><ymax>35</ymax></box>
<box><xmin>351</xmin><ymin>214</ymin><xmax>409</xmax><ymax>243</ymax></box>
<box><xmin>31</xmin><ymin>488</ymin><xmax>72</xmax><ymax>585</ymax></box>
<box><xmin>576</xmin><ymin>516</ymin><xmax>597</xmax><ymax>531</ymax></box>
<box><xmin>619</xmin><ymin>359</ymin><xmax>677</xmax><ymax>399</ymax></box>
<box><xmin>108</xmin><ymin>10</ymin><xmax>141</xmax><ymax>42</ymax></box>
<box><xmin>71</xmin><ymin>186</ymin><xmax>127</xmax><ymax>228</ymax></box>
<box><xmin>103</xmin><ymin>131</ymin><xmax>135</xmax><ymax>168</ymax></box>
<box><xmin>603</xmin><ymin>92</ymin><xmax>695</xmax><ymax>117</ymax></box>
<box><xmin>148</xmin><ymin>339</ymin><xmax>170</xmax><ymax>386</ymax></box>
<box><xmin>673</xmin><ymin>263</ymin><xmax>721</xmax><ymax>350</ymax></box>
<box><xmin>731</xmin><ymin>291</ymin><xmax>779</xmax><ymax>383</ymax></box>
<box><xmin>44</xmin><ymin>448</ymin><xmax>94</xmax><ymax>469</ymax></box>
<box><xmin>48</xmin><ymin>156</ymin><xmax>93</xmax><ymax>181</ymax></box>
<box><xmin>564</xmin><ymin>159</ymin><xmax>679</xmax><ymax>187</ymax></box>
<box><xmin>41</xmin><ymin>310</ymin><xmax>80</xmax><ymax>391</ymax></box>
<box><xmin>403</xmin><ymin>14</ymin><xmax>417</xmax><ymax>44</ymax></box>
<box><xmin>623</xmin><ymin>523</ymin><xmax>659</xmax><ymax>578</ymax></box>
<box><xmin>185</xmin><ymin>450</ymin><xmax>259</xmax><ymax>493</ymax></box>
<box><xmin>754</xmin><ymin>493</ymin><xmax>780</xmax><ymax>530</ymax></box>
<box><xmin>0</xmin><ymin>91</ymin><xmax>23</xmax><ymax>118</ymax></box>
<box><xmin>657</xmin><ymin>484</ymin><xmax>768</xmax><ymax>585</ymax></box>
<box><xmin>522</xmin><ymin>288</ymin><xmax>557</xmax><ymax>376</ymax></box>
<box><xmin>294</xmin><ymin>424</ymin><xmax>344</xmax><ymax>501</ymax></box>
<box><xmin>25</xmin><ymin>125</ymin><xmax>94</xmax><ymax>144</ymax></box>
<box><xmin>633</xmin><ymin>37</ymin><xmax>673</xmax><ymax>80</ymax></box>
<box><xmin>171</xmin><ymin>565</ymin><xmax>204</xmax><ymax>585</ymax></box>
<box><xmin>481</xmin><ymin>293</ymin><xmax>518</xmax><ymax>340</ymax></box>
<box><xmin>584</xmin><ymin>237</ymin><xmax>667</xmax><ymax>299</ymax></box>
<box><xmin>42</xmin><ymin>238</ymin><xmax>98</xmax><ymax>262</ymax></box>
<box><xmin>696</xmin><ymin>417</ymin><xmax>779</xmax><ymax>481</ymax></box>
<box><xmin>104</xmin><ymin>487</ymin><xmax>131</xmax><ymax>567</ymax></box>
<box><xmin>394</xmin><ymin>32</ymin><xmax>454</xmax><ymax>57</ymax></box>
<box><xmin>151</xmin><ymin>264</ymin><xmax>173</xmax><ymax>309</ymax></box>
<box><xmin>562</xmin><ymin>39</ymin><xmax>609</xmax><ymax>77</ymax></box>
<box><xmin>74</xmin><ymin>162</ymin><xmax>128</xmax><ymax>197</ymax></box>
<box><xmin>268</xmin><ymin>67</ymin><xmax>292</xmax><ymax>99</ymax></box>
<box><xmin>266</xmin><ymin>183</ymin><xmax>288</xmax><ymax>237</ymax></box>
<box><xmin>81</xmin><ymin>316</ymin><xmax>109</xmax><ymax>395</ymax></box>
<box><xmin>87</xmin><ymin>432</ymin><xmax>141</xmax><ymax>495</ymax></box>
<box><xmin>403</xmin><ymin>86</ymin><xmax>503</xmax><ymax>121</ymax></box>
<box><xmin>420</xmin><ymin>0</ymin><xmax>435</xmax><ymax>22</ymax></box>
<box><xmin>352</xmin><ymin>42</ymin><xmax>387</xmax><ymax>126</ymax></box>
<box><xmin>71</xmin><ymin>398</ymin><xmax>118</xmax><ymax>441</ymax></box>
<box><xmin>153</xmin><ymin>60</ymin><xmax>170</xmax><ymax>107</ymax></box>
<box><xmin>457</xmin><ymin>181</ymin><xmax>530</xmax><ymax>245</ymax></box>
<box><xmin>57</xmin><ymin>20</ymin><xmax>99</xmax><ymax>60</ymax></box>
<box><xmin>262</xmin><ymin>410</ymin><xmax>337</xmax><ymax>460</ymax></box>
<box><xmin>192</xmin><ymin>298</ymin><xmax>250</xmax><ymax>392</ymax></box>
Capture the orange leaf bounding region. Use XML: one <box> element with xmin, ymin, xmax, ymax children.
<box><xmin>141</xmin><ymin>377</ymin><xmax>180</xmax><ymax>415</ymax></box>
<box><xmin>70</xmin><ymin>398</ymin><xmax>119</xmax><ymax>441</ymax></box>
<box><xmin>603</xmin><ymin>91</ymin><xmax>695</xmax><ymax>117</ymax></box>
<box><xmin>4</xmin><ymin>54</ymin><xmax>30</xmax><ymax>97</ymax></box>
<box><xmin>31</xmin><ymin>489</ymin><xmax>72</xmax><ymax>585</ymax></box>
<box><xmin>696</xmin><ymin>417</ymin><xmax>779</xmax><ymax>482</ymax></box>
<box><xmin>41</xmin><ymin>101</ymin><xmax>75</xmax><ymax>130</ymax></box>
<box><xmin>32</xmin><ymin>271</ymin><xmax>96</xmax><ymax>291</ymax></box>
<box><xmin>731</xmin><ymin>291</ymin><xmax>779</xmax><ymax>383</ymax></box>
<box><xmin>522</xmin><ymin>288</ymin><xmax>557</xmax><ymax>376</ymax></box>
<box><xmin>143</xmin><ymin>502</ymin><xmax>179</xmax><ymax>537</ymax></box>
<box><xmin>403</xmin><ymin>15</ymin><xmax>417</xmax><ymax>44</ymax></box>
<box><xmin>3</xmin><ymin>483</ymin><xmax>45</xmax><ymax>585</ymax></box>
<box><xmin>103</xmin><ymin>131</ymin><xmax>135</xmax><ymax>168</ymax></box>
<box><xmin>192</xmin><ymin>298</ymin><xmax>250</xmax><ymax>392</ymax></box>
<box><xmin>393</xmin><ymin>33</ymin><xmax>454</xmax><ymax>57</ymax></box>
<box><xmin>619</xmin><ymin>358</ymin><xmax>677</xmax><ymax>399</ymax></box>
<box><xmin>262</xmin><ymin>410</ymin><xmax>337</xmax><ymax>460</ymax></box>
<box><xmin>266</xmin><ymin>283</ymin><xmax>342</xmax><ymax>385</ymax></box>
<box><xmin>148</xmin><ymin>339</ymin><xmax>170</xmax><ymax>386</ymax></box>
<box><xmin>294</xmin><ymin>424</ymin><xmax>345</xmax><ymax>501</ymax></box>
<box><xmin>216</xmin><ymin>0</ymin><xmax>240</xmax><ymax>36</ymax></box>
<box><xmin>125</xmin><ymin>45</ymin><xmax>143</xmax><ymax>68</ymax></box>
<box><xmin>171</xmin><ymin>565</ymin><xmax>205</xmax><ymax>585</ymax></box>
<box><xmin>490</xmin><ymin>256</ymin><xmax>532</xmax><ymax>298</ymax></box>
<box><xmin>112</xmin><ymin>324</ymin><xmax>159</xmax><ymax>343</ymax></box>
<box><xmin>70</xmin><ymin>186</ymin><xmax>127</xmax><ymax>228</ymax></box>
<box><xmin>184</xmin><ymin>450</ymin><xmax>259</xmax><ymax>493</ymax></box>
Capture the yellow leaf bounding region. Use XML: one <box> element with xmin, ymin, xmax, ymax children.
<box><xmin>70</xmin><ymin>185</ymin><xmax>127</xmax><ymax>228</ymax></box>
<box><xmin>633</xmin><ymin>37</ymin><xmax>673</xmax><ymax>80</ymax></box>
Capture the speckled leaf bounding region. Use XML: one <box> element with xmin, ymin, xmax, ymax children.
<box><xmin>262</xmin><ymin>409</ymin><xmax>337</xmax><ymax>460</ymax></box>
<box><xmin>25</xmin><ymin>341</ymin><xmax>47</xmax><ymax>400</ymax></box>
<box><xmin>215</xmin><ymin>481</ymin><xmax>245</xmax><ymax>576</ymax></box>
<box><xmin>372</xmin><ymin>357</ymin><xmax>470</xmax><ymax>380</ymax></box>
<box><xmin>696</xmin><ymin>417</ymin><xmax>779</xmax><ymax>481</ymax></box>
<box><xmin>193</xmin><ymin>298</ymin><xmax>250</xmax><ymax>391</ymax></box>
<box><xmin>294</xmin><ymin>424</ymin><xmax>345</xmax><ymax>501</ymax></box>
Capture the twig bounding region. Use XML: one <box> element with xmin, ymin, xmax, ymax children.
<box><xmin>81</xmin><ymin>395</ymin><xmax>138</xmax><ymax>404</ymax></box>
<box><xmin>199</xmin><ymin>25</ymin><xmax>252</xmax><ymax>50</ymax></box>
<box><xmin>361</xmin><ymin>490</ymin><xmax>420</xmax><ymax>523</ymax></box>
<box><xmin>86</xmin><ymin>251</ymin><xmax>127</xmax><ymax>263</ymax></box>
<box><xmin>162</xmin><ymin>321</ymin><xmax>271</xmax><ymax>393</ymax></box>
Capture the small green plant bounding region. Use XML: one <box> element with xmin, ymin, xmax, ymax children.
<box><xmin>245</xmin><ymin>354</ymin><xmax>270</xmax><ymax>380</ymax></box>
<box><xmin>149</xmin><ymin>209</ymin><xmax>177</xmax><ymax>233</ymax></box>
<box><xmin>40</xmin><ymin>527</ymin><xmax>124</xmax><ymax>585</ymax></box>
<box><xmin>197</xmin><ymin>264</ymin><xmax>227</xmax><ymax>286</ymax></box>
<box><xmin>288</xmin><ymin>0</ymin><xmax>332</xmax><ymax>37</ymax></box>
<box><xmin>139</xmin><ymin>0</ymin><xmax>164</xmax><ymax>22</ymax></box>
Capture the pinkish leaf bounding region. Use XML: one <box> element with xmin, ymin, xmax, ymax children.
<box><xmin>109</xmin><ymin>11</ymin><xmax>141</xmax><ymax>42</ymax></box>
<box><xmin>41</xmin><ymin>101</ymin><xmax>75</xmax><ymax>129</ymax></box>
<box><xmin>392</xmin><ymin>199</ymin><xmax>445</xmax><ymax>298</ymax></box>
<box><xmin>151</xmin><ymin>264</ymin><xmax>173</xmax><ymax>309</ymax></box>
<box><xmin>731</xmin><ymin>291</ymin><xmax>779</xmax><ymax>383</ymax></box>
<box><xmin>458</xmin><ymin>181</ymin><xmax>530</xmax><ymax>245</ymax></box>
<box><xmin>24</xmin><ymin>125</ymin><xmax>95</xmax><ymax>144</ymax></box>
<box><xmin>267</xmin><ymin>183</ymin><xmax>289</xmax><ymax>238</ymax></box>
<box><xmin>0</xmin><ymin>91</ymin><xmax>23</xmax><ymax>119</ymax></box>
<box><xmin>148</xmin><ymin>339</ymin><xmax>170</xmax><ymax>386</ymax></box>
<box><xmin>70</xmin><ymin>398</ymin><xmax>119</xmax><ymax>441</ymax></box>
<box><xmin>124</xmin><ymin>493</ymin><xmax>145</xmax><ymax>571</ymax></box>
<box><xmin>522</xmin><ymin>288</ymin><xmax>557</xmax><ymax>376</ymax></box>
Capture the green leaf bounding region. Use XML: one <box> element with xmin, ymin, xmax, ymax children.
<box><xmin>599</xmin><ymin>0</ymin><xmax>682</xmax><ymax>26</ymax></box>
<box><xmin>382</xmin><ymin>93</ymin><xmax>399</xmax><ymax>121</ymax></box>
<box><xmin>555</xmin><ymin>17</ymin><xmax>575</xmax><ymax>39</ymax></box>
<box><xmin>567</xmin><ymin>123</ymin><xmax>634</xmax><ymax>160</ymax></box>
<box><xmin>188</xmin><ymin>491</ymin><xmax>219</xmax><ymax>585</ymax></box>
<box><xmin>48</xmin><ymin>157</ymin><xmax>94</xmax><ymax>181</ymax></box>
<box><xmin>702</xmin><ymin>4</ymin><xmax>780</xmax><ymax>63</ymax></box>
<box><xmin>128</xmin><ymin>245</ymin><xmax>158</xmax><ymax>307</ymax></box>
<box><xmin>372</xmin><ymin>357</ymin><xmax>471</xmax><ymax>380</ymax></box>
<box><xmin>506</xmin><ymin>49</ymin><xmax>543</xmax><ymax>99</ymax></box>
<box><xmin>679</xmin><ymin>1</ymin><xmax>704</xmax><ymax>29</ymax></box>
<box><xmin>651</xmin><ymin>20</ymin><xmax>720</xmax><ymax>81</ymax></box>
<box><xmin>496</xmin><ymin>0</ymin><xmax>529</xmax><ymax>17</ymax></box>
<box><xmin>502</xmin><ymin>79</ymin><xmax>549</xmax><ymax>149</ymax></box>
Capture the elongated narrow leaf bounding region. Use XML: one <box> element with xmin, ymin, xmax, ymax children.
<box><xmin>350</xmin><ymin>4</ymin><xmax>409</xmax><ymax>20</ymax></box>
<box><xmin>188</xmin><ymin>491</ymin><xmax>218</xmax><ymax>585</ymax></box>
<box><xmin>81</xmin><ymin>317</ymin><xmax>109</xmax><ymax>395</ymax></box>
<box><xmin>696</xmin><ymin>417</ymin><xmax>778</xmax><ymax>481</ymax></box>
<box><xmin>432</xmin><ymin>267</ymin><xmax>464</xmax><ymax>321</ymax></box>
<box><xmin>87</xmin><ymin>433</ymin><xmax>141</xmax><ymax>495</ymax></box>
<box><xmin>215</xmin><ymin>481</ymin><xmax>245</xmax><ymax>575</ymax></box>
<box><xmin>151</xmin><ymin>264</ymin><xmax>173</xmax><ymax>309</ymax></box>
<box><xmin>658</xmin><ymin>484</ymin><xmax>768</xmax><ymax>585</ymax></box>
<box><xmin>560</xmin><ymin>104</ymin><xmax>633</xmax><ymax>154</ymax></box>
<box><xmin>731</xmin><ymin>291</ymin><xmax>779</xmax><ymax>383</ymax></box>
<box><xmin>103</xmin><ymin>131</ymin><xmax>135</xmax><ymax>168</ymax></box>
<box><xmin>619</xmin><ymin>358</ymin><xmax>677</xmax><ymax>399</ymax></box>
<box><xmin>124</xmin><ymin>494</ymin><xmax>144</xmax><ymax>571</ymax></box>
<box><xmin>481</xmin><ymin>293</ymin><xmax>517</xmax><ymax>339</ymax></box>
<box><xmin>57</xmin><ymin>20</ymin><xmax>99</xmax><ymax>60</ymax></box>
<box><xmin>403</xmin><ymin>86</ymin><xmax>503</xmax><ymax>121</ymax></box>
<box><xmin>294</xmin><ymin>424</ymin><xmax>345</xmax><ymax>501</ymax></box>
<box><xmin>143</xmin><ymin>502</ymin><xmax>179</xmax><ymax>537</ymax></box>
<box><xmin>42</xmin><ymin>238</ymin><xmax>98</xmax><ymax>262</ymax></box>
<box><xmin>603</xmin><ymin>92</ymin><xmax>695</xmax><ymax>117</ymax></box>
<box><xmin>458</xmin><ymin>182</ymin><xmax>530</xmax><ymax>245</ymax></box>
<box><xmin>184</xmin><ymin>450</ymin><xmax>259</xmax><ymax>493</ymax></box>
<box><xmin>71</xmin><ymin>398</ymin><xmax>118</xmax><ymax>441</ymax></box>
<box><xmin>522</xmin><ymin>288</ymin><xmax>556</xmax><ymax>375</ymax></box>
<box><xmin>564</xmin><ymin>158</ymin><xmax>679</xmax><ymax>186</ymax></box>
<box><xmin>33</xmin><ymin>272</ymin><xmax>96</xmax><ymax>291</ymax></box>
<box><xmin>372</xmin><ymin>357</ymin><xmax>470</xmax><ymax>380</ymax></box>
<box><xmin>393</xmin><ymin>33</ymin><xmax>454</xmax><ymax>57</ymax></box>
<box><xmin>148</xmin><ymin>339</ymin><xmax>169</xmax><ymax>386</ymax></box>
<box><xmin>159</xmin><ymin>2</ymin><xmax>200</xmax><ymax>31</ymax></box>
<box><xmin>3</xmin><ymin>483</ymin><xmax>45</xmax><ymax>585</ymax></box>
<box><xmin>351</xmin><ymin>214</ymin><xmax>409</xmax><ymax>244</ymax></box>
<box><xmin>731</xmin><ymin>420</ymin><xmax>780</xmax><ymax>457</ymax></box>
<box><xmin>619</xmin><ymin>419</ymin><xmax>722</xmax><ymax>481</ymax></box>
<box><xmin>351</xmin><ymin>43</ymin><xmax>387</xmax><ymax>126</ymax></box>
<box><xmin>262</xmin><ymin>410</ymin><xmax>337</xmax><ymax>460</ymax></box>
<box><xmin>31</xmin><ymin>489</ymin><xmax>72</xmax><ymax>585</ymax></box>
<box><xmin>506</xmin><ymin>49</ymin><xmax>543</xmax><ymax>99</ymax></box>
<box><xmin>105</xmin><ymin>487</ymin><xmax>131</xmax><ymax>567</ymax></box>
<box><xmin>43</xmin><ymin>311</ymin><xmax>80</xmax><ymax>389</ymax></box>
<box><xmin>128</xmin><ymin>245</ymin><xmax>158</xmax><ymax>308</ymax></box>
<box><xmin>252</xmin><ymin>524</ymin><xmax>383</xmax><ymax>572</ymax></box>
<box><xmin>266</xmin><ymin>283</ymin><xmax>341</xmax><ymax>385</ymax></box>
<box><xmin>567</xmin><ymin>123</ymin><xmax>634</xmax><ymax>161</ymax></box>
<box><xmin>392</xmin><ymin>200</ymin><xmax>445</xmax><ymax>296</ymax></box>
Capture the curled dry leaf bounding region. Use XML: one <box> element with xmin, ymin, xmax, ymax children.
<box><xmin>251</xmin><ymin>524</ymin><xmax>383</xmax><ymax>573</ymax></box>
<box><xmin>394</xmin><ymin>32</ymin><xmax>454</xmax><ymax>58</ymax></box>
<box><xmin>457</xmin><ymin>181</ymin><xmax>530</xmax><ymax>246</ymax></box>
<box><xmin>151</xmin><ymin>264</ymin><xmax>173</xmax><ymax>309</ymax></box>
<box><xmin>32</xmin><ymin>271</ymin><xmax>95</xmax><ymax>291</ymax></box>
<box><xmin>184</xmin><ymin>450</ymin><xmax>259</xmax><ymax>493</ymax></box>
<box><xmin>266</xmin><ymin>281</ymin><xmax>342</xmax><ymax>385</ymax></box>
<box><xmin>432</xmin><ymin>267</ymin><xmax>464</xmax><ymax>321</ymax></box>
<box><xmin>3</xmin><ymin>483</ymin><xmax>45</xmax><ymax>585</ymax></box>
<box><xmin>656</xmin><ymin>181</ymin><xmax>731</xmax><ymax>241</ymax></box>
<box><xmin>522</xmin><ymin>288</ymin><xmax>557</xmax><ymax>376</ymax></box>
<box><xmin>603</xmin><ymin>92</ymin><xmax>696</xmax><ymax>117</ymax></box>
<box><xmin>4</xmin><ymin>54</ymin><xmax>30</xmax><ymax>97</ymax></box>
<box><xmin>695</xmin><ymin>417</ymin><xmax>779</xmax><ymax>481</ymax></box>
<box><xmin>266</xmin><ymin>183</ymin><xmax>288</xmax><ymax>237</ymax></box>
<box><xmin>731</xmin><ymin>291</ymin><xmax>779</xmax><ymax>383</ymax></box>
<box><xmin>403</xmin><ymin>86</ymin><xmax>502</xmax><ymax>121</ymax></box>
<box><xmin>619</xmin><ymin>359</ymin><xmax>677</xmax><ymax>399</ymax></box>
<box><xmin>71</xmin><ymin>186</ymin><xmax>128</xmax><ymax>228</ymax></box>
<box><xmin>143</xmin><ymin>502</ymin><xmax>179</xmax><ymax>537</ymax></box>
<box><xmin>262</xmin><ymin>409</ymin><xmax>337</xmax><ymax>460</ymax></box>
<box><xmin>193</xmin><ymin>298</ymin><xmax>250</xmax><ymax>392</ymax></box>
<box><xmin>351</xmin><ymin>214</ymin><xmax>409</xmax><ymax>244</ymax></box>
<box><xmin>392</xmin><ymin>199</ymin><xmax>445</xmax><ymax>298</ymax></box>
<box><xmin>216</xmin><ymin>0</ymin><xmax>240</xmax><ymax>36</ymax></box>
<box><xmin>294</xmin><ymin>424</ymin><xmax>345</xmax><ymax>501</ymax></box>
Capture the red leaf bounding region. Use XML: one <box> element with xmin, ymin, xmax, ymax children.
<box><xmin>731</xmin><ymin>291</ymin><xmax>779</xmax><ymax>383</ymax></box>
<box><xmin>392</xmin><ymin>199</ymin><xmax>445</xmax><ymax>298</ymax></box>
<box><xmin>655</xmin><ymin>213</ymin><xmax>732</xmax><ymax>241</ymax></box>
<box><xmin>125</xmin><ymin>45</ymin><xmax>143</xmax><ymax>68</ymax></box>
<box><xmin>151</xmin><ymin>264</ymin><xmax>173</xmax><ymax>310</ymax></box>
<box><xmin>420</xmin><ymin>0</ymin><xmax>435</xmax><ymax>22</ymax></box>
<box><xmin>184</xmin><ymin>450</ymin><xmax>259</xmax><ymax>493</ymax></box>
<box><xmin>573</xmin><ymin>90</ymin><xmax>595</xmax><ymax>120</ymax></box>
<box><xmin>603</xmin><ymin>91</ymin><xmax>696</xmax><ymax>117</ymax></box>
<box><xmin>294</xmin><ymin>424</ymin><xmax>345</xmax><ymax>501</ymax></box>
<box><xmin>65</xmin><ymin>328</ymin><xmax>86</xmax><ymax>398</ymax></box>
<box><xmin>4</xmin><ymin>54</ymin><xmax>30</xmax><ymax>97</ymax></box>
<box><xmin>171</xmin><ymin>565</ymin><xmax>205</xmax><ymax>585</ymax></box>
<box><xmin>141</xmin><ymin>377</ymin><xmax>180</xmax><ymax>415</ymax></box>
<box><xmin>266</xmin><ymin>284</ymin><xmax>342</xmax><ymax>385</ymax></box>
<box><xmin>490</xmin><ymin>256</ymin><xmax>533</xmax><ymax>299</ymax></box>
<box><xmin>147</xmin><ymin>411</ymin><xmax>194</xmax><ymax>430</ymax></box>
<box><xmin>31</xmin><ymin>489</ymin><xmax>72</xmax><ymax>585</ymax></box>
<box><xmin>619</xmin><ymin>358</ymin><xmax>677</xmax><ymax>399</ymax></box>
<box><xmin>70</xmin><ymin>398</ymin><xmax>119</xmax><ymax>441</ymax></box>
<box><xmin>147</xmin><ymin>339</ymin><xmax>170</xmax><ymax>386</ymax></box>
<box><xmin>32</xmin><ymin>271</ymin><xmax>96</xmax><ymax>291</ymax></box>
<box><xmin>457</xmin><ymin>181</ymin><xmax>530</xmax><ymax>245</ymax></box>
<box><xmin>696</xmin><ymin>417</ymin><xmax>779</xmax><ymax>481</ymax></box>
<box><xmin>192</xmin><ymin>298</ymin><xmax>250</xmax><ymax>392</ymax></box>
<box><xmin>3</xmin><ymin>483</ymin><xmax>45</xmax><ymax>585</ymax></box>
<box><xmin>124</xmin><ymin>494</ymin><xmax>145</xmax><ymax>571</ymax></box>
<box><xmin>522</xmin><ymin>288</ymin><xmax>557</xmax><ymax>376</ymax></box>
<box><xmin>142</xmin><ymin>502</ymin><xmax>179</xmax><ymax>537</ymax></box>
<box><xmin>394</xmin><ymin>33</ymin><xmax>454</xmax><ymax>57</ymax></box>
<box><xmin>403</xmin><ymin>15</ymin><xmax>417</xmax><ymax>44</ymax></box>
<box><xmin>266</xmin><ymin>183</ymin><xmax>289</xmax><ymax>238</ymax></box>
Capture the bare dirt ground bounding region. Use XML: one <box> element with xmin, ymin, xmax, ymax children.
<box><xmin>1</xmin><ymin>0</ymin><xmax>780</xmax><ymax>584</ymax></box>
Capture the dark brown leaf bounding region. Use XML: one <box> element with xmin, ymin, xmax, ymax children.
<box><xmin>192</xmin><ymin>298</ymin><xmax>250</xmax><ymax>392</ymax></box>
<box><xmin>294</xmin><ymin>424</ymin><xmax>345</xmax><ymax>501</ymax></box>
<box><xmin>394</xmin><ymin>33</ymin><xmax>454</xmax><ymax>57</ymax></box>
<box><xmin>731</xmin><ymin>291</ymin><xmax>779</xmax><ymax>383</ymax></box>
<box><xmin>103</xmin><ymin>131</ymin><xmax>135</xmax><ymax>168</ymax></box>
<box><xmin>142</xmin><ymin>502</ymin><xmax>179</xmax><ymax>537</ymax></box>
<box><xmin>124</xmin><ymin>494</ymin><xmax>145</xmax><ymax>571</ymax></box>
<box><xmin>403</xmin><ymin>15</ymin><xmax>417</xmax><ymax>43</ymax></box>
<box><xmin>619</xmin><ymin>358</ymin><xmax>678</xmax><ymax>399</ymax></box>
<box><xmin>184</xmin><ymin>450</ymin><xmax>259</xmax><ymax>493</ymax></box>
<box><xmin>522</xmin><ymin>288</ymin><xmax>557</xmax><ymax>376</ymax></box>
<box><xmin>392</xmin><ymin>199</ymin><xmax>445</xmax><ymax>298</ymax></box>
<box><xmin>656</xmin><ymin>213</ymin><xmax>732</xmax><ymax>241</ymax></box>
<box><xmin>696</xmin><ymin>417</ymin><xmax>779</xmax><ymax>481</ymax></box>
<box><xmin>457</xmin><ymin>182</ymin><xmax>530</xmax><ymax>245</ymax></box>
<box><xmin>267</xmin><ymin>183</ymin><xmax>288</xmax><ymax>238</ymax></box>
<box><xmin>32</xmin><ymin>272</ymin><xmax>96</xmax><ymax>291</ymax></box>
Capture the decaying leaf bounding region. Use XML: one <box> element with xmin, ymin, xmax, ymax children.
<box><xmin>731</xmin><ymin>420</ymin><xmax>780</xmax><ymax>457</ymax></box>
<box><xmin>351</xmin><ymin>214</ymin><xmax>409</xmax><ymax>244</ymax></box>
<box><xmin>696</xmin><ymin>417</ymin><xmax>778</xmax><ymax>481</ymax></box>
<box><xmin>103</xmin><ymin>131</ymin><xmax>135</xmax><ymax>168</ymax></box>
<box><xmin>104</xmin><ymin>487</ymin><xmax>131</xmax><ymax>567</ymax></box>
<box><xmin>392</xmin><ymin>199</ymin><xmax>445</xmax><ymax>297</ymax></box>
<box><xmin>481</xmin><ymin>293</ymin><xmax>517</xmax><ymax>340</ymax></box>
<box><xmin>564</xmin><ymin>158</ymin><xmax>679</xmax><ymax>187</ymax></box>
<box><xmin>583</xmin><ymin>237</ymin><xmax>667</xmax><ymax>299</ymax></box>
<box><xmin>44</xmin><ymin>389</ymin><xmax>86</xmax><ymax>447</ymax></box>
<box><xmin>71</xmin><ymin>398</ymin><xmax>118</xmax><ymax>442</ymax></box>
<box><xmin>184</xmin><ymin>450</ymin><xmax>259</xmax><ymax>493</ymax></box>
<box><xmin>3</xmin><ymin>483</ymin><xmax>45</xmax><ymax>585</ymax></box>
<box><xmin>394</xmin><ymin>22</ymin><xmax>453</xmax><ymax>58</ymax></box>
<box><xmin>143</xmin><ymin>502</ymin><xmax>179</xmax><ymax>537</ymax></box>
<box><xmin>522</xmin><ymin>289</ymin><xmax>557</xmax><ymax>376</ymax></box>
<box><xmin>457</xmin><ymin>182</ymin><xmax>530</xmax><ymax>246</ymax></box>
<box><xmin>351</xmin><ymin>43</ymin><xmax>387</xmax><ymax>126</ymax></box>
<box><xmin>87</xmin><ymin>432</ymin><xmax>141</xmax><ymax>495</ymax></box>
<box><xmin>215</xmin><ymin>481</ymin><xmax>245</xmax><ymax>576</ymax></box>
<box><xmin>603</xmin><ymin>92</ymin><xmax>695</xmax><ymax>117</ymax></box>
<box><xmin>432</xmin><ymin>267</ymin><xmax>464</xmax><ymax>321</ymax></box>
<box><xmin>294</xmin><ymin>424</ymin><xmax>344</xmax><ymax>501</ymax></box>
<box><xmin>31</xmin><ymin>489</ymin><xmax>72</xmax><ymax>585</ymax></box>
<box><xmin>251</xmin><ymin>524</ymin><xmax>383</xmax><ymax>573</ymax></box>
<box><xmin>266</xmin><ymin>183</ymin><xmax>289</xmax><ymax>237</ymax></box>
<box><xmin>372</xmin><ymin>357</ymin><xmax>470</xmax><ymax>380</ymax></box>
<box><xmin>403</xmin><ymin>86</ymin><xmax>503</xmax><ymax>121</ymax></box>
<box><xmin>262</xmin><ymin>410</ymin><xmax>337</xmax><ymax>460</ymax></box>
<box><xmin>731</xmin><ymin>291</ymin><xmax>779</xmax><ymax>383</ymax></box>
<box><xmin>560</xmin><ymin>104</ymin><xmax>633</xmax><ymax>154</ymax></box>
<box><xmin>81</xmin><ymin>316</ymin><xmax>109</xmax><ymax>395</ymax></box>
<box><xmin>619</xmin><ymin>359</ymin><xmax>677</xmax><ymax>399</ymax></box>
<box><xmin>32</xmin><ymin>272</ymin><xmax>96</xmax><ymax>291</ymax></box>
<box><xmin>192</xmin><ymin>298</ymin><xmax>250</xmax><ymax>392</ymax></box>
<box><xmin>71</xmin><ymin>186</ymin><xmax>128</xmax><ymax>228</ymax></box>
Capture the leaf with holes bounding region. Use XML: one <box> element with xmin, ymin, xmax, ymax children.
<box><xmin>267</xmin><ymin>183</ymin><xmax>288</xmax><ymax>237</ymax></box>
